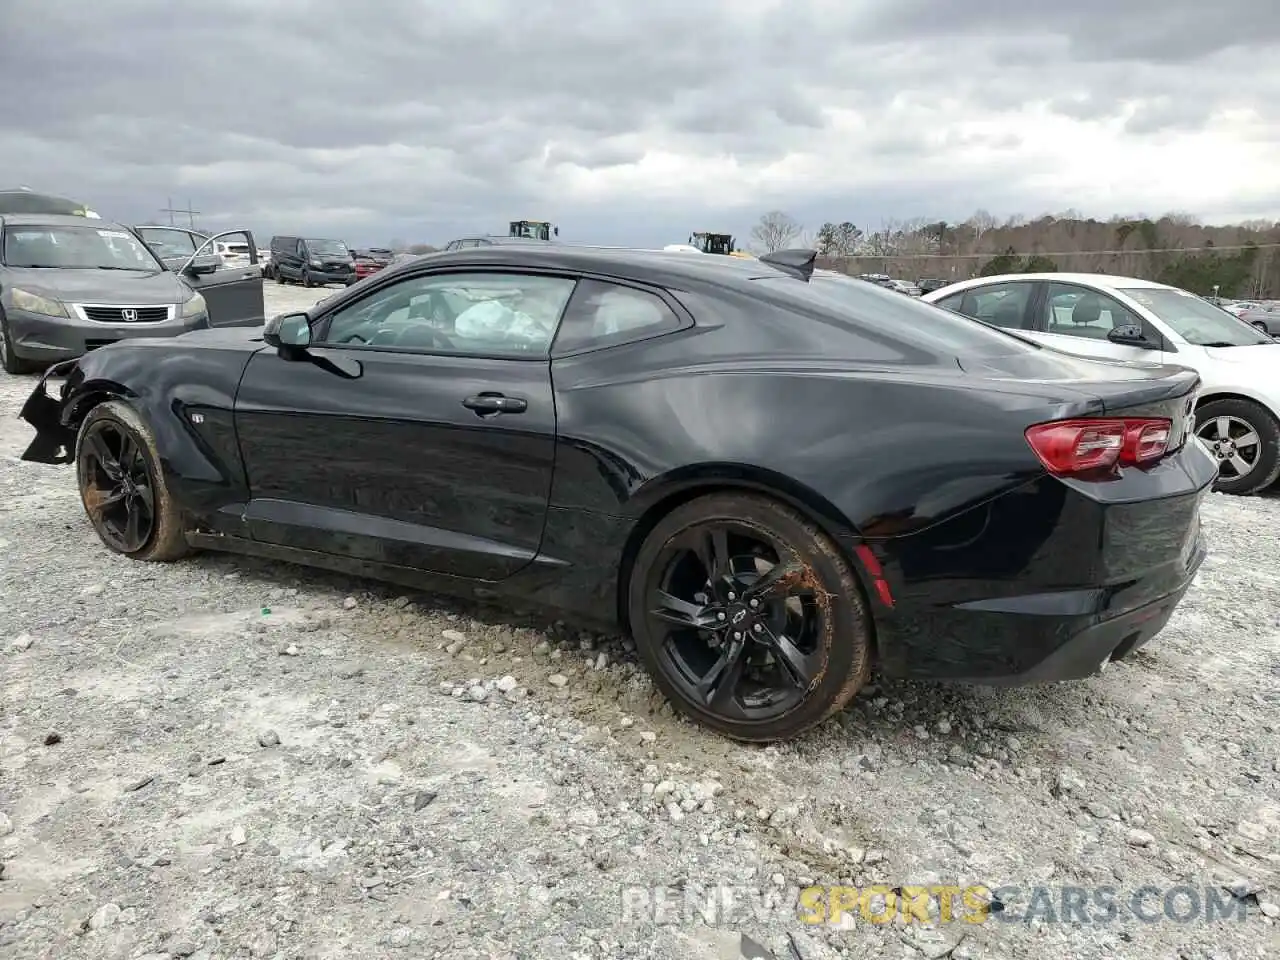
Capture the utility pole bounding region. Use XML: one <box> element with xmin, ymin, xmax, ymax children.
<box><xmin>160</xmin><ymin>198</ymin><xmax>201</xmax><ymax>229</ymax></box>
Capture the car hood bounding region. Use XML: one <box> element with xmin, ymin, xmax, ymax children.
<box><xmin>1201</xmin><ymin>343</ymin><xmax>1280</xmax><ymax>364</ymax></box>
<box><xmin>3</xmin><ymin>266</ymin><xmax>188</xmax><ymax>304</ymax></box>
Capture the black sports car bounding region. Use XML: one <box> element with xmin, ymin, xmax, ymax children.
<box><xmin>17</xmin><ymin>245</ymin><xmax>1215</xmax><ymax>742</ymax></box>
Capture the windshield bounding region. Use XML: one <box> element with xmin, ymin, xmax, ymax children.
<box><xmin>307</xmin><ymin>239</ymin><xmax>349</xmax><ymax>257</ymax></box>
<box><xmin>759</xmin><ymin>272</ymin><xmax>1043</xmax><ymax>359</ymax></box>
<box><xmin>3</xmin><ymin>224</ymin><xmax>160</xmax><ymax>271</ymax></box>
<box><xmin>1117</xmin><ymin>287</ymin><xmax>1273</xmax><ymax>347</ymax></box>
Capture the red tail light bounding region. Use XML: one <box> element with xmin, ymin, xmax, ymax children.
<box><xmin>1024</xmin><ymin>418</ymin><xmax>1171</xmax><ymax>476</ymax></box>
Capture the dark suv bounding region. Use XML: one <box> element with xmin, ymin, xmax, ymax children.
<box><xmin>269</xmin><ymin>235</ymin><xmax>355</xmax><ymax>287</ymax></box>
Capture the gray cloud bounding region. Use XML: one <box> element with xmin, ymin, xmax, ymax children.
<box><xmin>0</xmin><ymin>0</ymin><xmax>1277</xmax><ymax>246</ymax></box>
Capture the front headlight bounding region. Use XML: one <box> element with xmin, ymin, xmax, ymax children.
<box><xmin>180</xmin><ymin>292</ymin><xmax>207</xmax><ymax>318</ymax></box>
<box><xmin>310</xmin><ymin>259</ymin><xmax>322</xmax><ymax>267</ymax></box>
<box><xmin>10</xmin><ymin>288</ymin><xmax>70</xmax><ymax>318</ymax></box>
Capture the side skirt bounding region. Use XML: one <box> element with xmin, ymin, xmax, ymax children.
<box><xmin>183</xmin><ymin>530</ymin><xmax>617</xmax><ymax>631</ymax></box>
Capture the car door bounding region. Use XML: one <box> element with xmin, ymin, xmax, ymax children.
<box><xmin>1031</xmin><ymin>280</ymin><xmax>1167</xmax><ymax>362</ymax></box>
<box><xmin>184</xmin><ymin>230</ymin><xmax>266</xmax><ymax>327</ymax></box>
<box><xmin>231</xmin><ymin>266</ymin><xmax>579</xmax><ymax>581</ymax></box>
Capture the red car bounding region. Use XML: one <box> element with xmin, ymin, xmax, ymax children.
<box><xmin>353</xmin><ymin>247</ymin><xmax>394</xmax><ymax>280</ymax></box>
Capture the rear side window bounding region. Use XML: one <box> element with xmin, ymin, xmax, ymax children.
<box><xmin>942</xmin><ymin>281</ymin><xmax>1035</xmax><ymax>329</ymax></box>
<box><xmin>552</xmin><ymin>279</ymin><xmax>685</xmax><ymax>354</ymax></box>
<box><xmin>755</xmin><ymin>274</ymin><xmax>1042</xmax><ymax>358</ymax></box>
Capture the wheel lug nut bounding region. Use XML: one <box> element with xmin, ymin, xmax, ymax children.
<box><xmin>752</xmin><ymin>624</ymin><xmax>762</xmax><ymax>633</ymax></box>
<box><xmin>727</xmin><ymin>592</ymin><xmax>736</xmax><ymax>601</ymax></box>
<box><xmin>733</xmin><ymin>631</ymin><xmax>742</xmax><ymax>640</ymax></box>
<box><xmin>717</xmin><ymin>612</ymin><xmax>726</xmax><ymax>621</ymax></box>
<box><xmin>749</xmin><ymin>599</ymin><xmax>758</xmax><ymax>608</ymax></box>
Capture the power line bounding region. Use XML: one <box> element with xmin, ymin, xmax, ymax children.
<box><xmin>840</xmin><ymin>242</ymin><xmax>1280</xmax><ymax>261</ymax></box>
<box><xmin>160</xmin><ymin>197</ymin><xmax>201</xmax><ymax>229</ymax></box>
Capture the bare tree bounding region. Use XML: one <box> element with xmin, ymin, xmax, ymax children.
<box><xmin>751</xmin><ymin>211</ymin><xmax>802</xmax><ymax>253</ymax></box>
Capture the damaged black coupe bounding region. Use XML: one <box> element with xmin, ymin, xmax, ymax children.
<box><xmin>18</xmin><ymin>245</ymin><xmax>1215</xmax><ymax>741</ymax></box>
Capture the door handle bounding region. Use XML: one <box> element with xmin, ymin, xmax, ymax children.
<box><xmin>462</xmin><ymin>393</ymin><xmax>527</xmax><ymax>415</ymax></box>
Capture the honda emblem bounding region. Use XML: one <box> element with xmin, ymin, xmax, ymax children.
<box><xmin>121</xmin><ymin>308</ymin><xmax>138</xmax><ymax>322</ymax></box>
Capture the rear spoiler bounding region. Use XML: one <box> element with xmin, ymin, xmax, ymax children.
<box><xmin>757</xmin><ymin>248</ymin><xmax>817</xmax><ymax>281</ymax></box>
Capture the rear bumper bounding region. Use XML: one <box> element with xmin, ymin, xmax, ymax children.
<box><xmin>933</xmin><ymin>540</ymin><xmax>1204</xmax><ymax>685</ymax></box>
<box><xmin>867</xmin><ymin>439</ymin><xmax>1216</xmax><ymax>684</ymax></box>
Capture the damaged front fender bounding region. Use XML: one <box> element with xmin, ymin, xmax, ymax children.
<box><xmin>18</xmin><ymin>358</ymin><xmax>83</xmax><ymax>464</ymax></box>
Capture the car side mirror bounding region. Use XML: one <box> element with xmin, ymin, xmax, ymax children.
<box><xmin>185</xmin><ymin>257</ymin><xmax>218</xmax><ymax>276</ymax></box>
<box><xmin>1107</xmin><ymin>323</ymin><xmax>1155</xmax><ymax>348</ymax></box>
<box><xmin>263</xmin><ymin>312</ymin><xmax>312</xmax><ymax>357</ymax></box>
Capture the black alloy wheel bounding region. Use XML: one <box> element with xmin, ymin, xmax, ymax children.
<box><xmin>629</xmin><ymin>493</ymin><xmax>872</xmax><ymax>742</ymax></box>
<box><xmin>301</xmin><ymin>269</ymin><xmax>313</xmax><ymax>287</ymax></box>
<box><xmin>75</xmin><ymin>402</ymin><xmax>191</xmax><ymax>561</ymax></box>
<box><xmin>77</xmin><ymin>418</ymin><xmax>156</xmax><ymax>553</ymax></box>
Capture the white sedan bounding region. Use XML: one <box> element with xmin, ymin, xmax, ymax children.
<box><xmin>922</xmin><ymin>272</ymin><xmax>1280</xmax><ymax>496</ymax></box>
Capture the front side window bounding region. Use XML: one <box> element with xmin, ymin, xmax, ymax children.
<box><xmin>319</xmin><ymin>271</ymin><xmax>577</xmax><ymax>357</ymax></box>
<box><xmin>1117</xmin><ymin>286</ymin><xmax>1273</xmax><ymax>347</ymax></box>
<box><xmin>1041</xmin><ymin>282</ymin><xmax>1144</xmax><ymax>341</ymax></box>
<box><xmin>3</xmin><ymin>225</ymin><xmax>160</xmax><ymax>271</ymax></box>
<box><xmin>137</xmin><ymin>227</ymin><xmax>199</xmax><ymax>259</ymax></box>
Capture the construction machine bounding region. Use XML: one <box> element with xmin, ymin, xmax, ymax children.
<box><xmin>689</xmin><ymin>232</ymin><xmax>754</xmax><ymax>258</ymax></box>
<box><xmin>509</xmin><ymin>220</ymin><xmax>558</xmax><ymax>241</ymax></box>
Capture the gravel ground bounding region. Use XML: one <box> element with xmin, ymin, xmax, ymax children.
<box><xmin>1</xmin><ymin>280</ymin><xmax>1278</xmax><ymax>960</ymax></box>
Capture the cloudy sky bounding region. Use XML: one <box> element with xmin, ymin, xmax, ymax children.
<box><xmin>1</xmin><ymin>0</ymin><xmax>1278</xmax><ymax>248</ymax></box>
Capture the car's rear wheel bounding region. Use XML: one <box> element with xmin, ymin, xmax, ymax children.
<box><xmin>75</xmin><ymin>401</ymin><xmax>192</xmax><ymax>562</ymax></box>
<box><xmin>627</xmin><ymin>492</ymin><xmax>872</xmax><ymax>742</ymax></box>
<box><xmin>1195</xmin><ymin>397</ymin><xmax>1280</xmax><ymax>496</ymax></box>
<box><xmin>0</xmin><ymin>314</ymin><xmax>35</xmax><ymax>374</ymax></box>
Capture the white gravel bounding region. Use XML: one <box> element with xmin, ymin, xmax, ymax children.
<box><xmin>1</xmin><ymin>281</ymin><xmax>1277</xmax><ymax>960</ymax></box>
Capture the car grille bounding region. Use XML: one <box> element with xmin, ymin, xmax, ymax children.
<box><xmin>77</xmin><ymin>305</ymin><xmax>172</xmax><ymax>324</ymax></box>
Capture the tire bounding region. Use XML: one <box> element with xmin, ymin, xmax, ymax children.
<box><xmin>1195</xmin><ymin>397</ymin><xmax>1280</xmax><ymax>496</ymax></box>
<box><xmin>75</xmin><ymin>401</ymin><xmax>192</xmax><ymax>562</ymax></box>
<box><xmin>627</xmin><ymin>492</ymin><xmax>872</xmax><ymax>742</ymax></box>
<box><xmin>301</xmin><ymin>269</ymin><xmax>313</xmax><ymax>288</ymax></box>
<box><xmin>0</xmin><ymin>313</ymin><xmax>35</xmax><ymax>374</ymax></box>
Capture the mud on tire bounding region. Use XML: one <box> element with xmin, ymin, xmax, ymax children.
<box><xmin>75</xmin><ymin>401</ymin><xmax>192</xmax><ymax>562</ymax></box>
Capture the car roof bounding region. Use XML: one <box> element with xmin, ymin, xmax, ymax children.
<box><xmin>398</xmin><ymin>243</ymin><xmax>790</xmax><ymax>287</ymax></box>
<box><xmin>0</xmin><ymin>213</ymin><xmax>123</xmax><ymax>228</ymax></box>
<box><xmin>934</xmin><ymin>272</ymin><xmax>1172</xmax><ymax>295</ymax></box>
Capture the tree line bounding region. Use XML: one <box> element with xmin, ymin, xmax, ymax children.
<box><xmin>749</xmin><ymin>210</ymin><xmax>1280</xmax><ymax>299</ymax></box>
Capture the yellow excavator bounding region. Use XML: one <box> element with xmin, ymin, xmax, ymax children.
<box><xmin>689</xmin><ymin>232</ymin><xmax>753</xmax><ymax>258</ymax></box>
<box><xmin>509</xmin><ymin>220</ymin><xmax>558</xmax><ymax>241</ymax></box>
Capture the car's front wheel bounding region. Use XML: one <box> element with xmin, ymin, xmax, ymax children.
<box><xmin>627</xmin><ymin>492</ymin><xmax>872</xmax><ymax>742</ymax></box>
<box><xmin>1195</xmin><ymin>397</ymin><xmax>1280</xmax><ymax>495</ymax></box>
<box><xmin>75</xmin><ymin>401</ymin><xmax>192</xmax><ymax>562</ymax></box>
<box><xmin>301</xmin><ymin>269</ymin><xmax>313</xmax><ymax>288</ymax></box>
